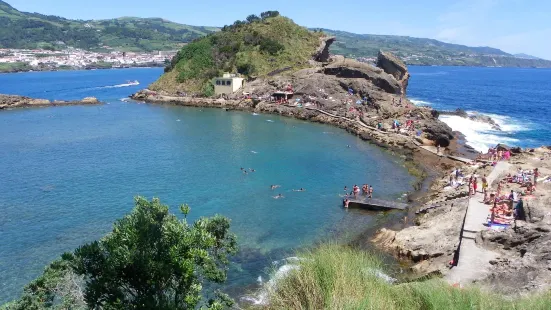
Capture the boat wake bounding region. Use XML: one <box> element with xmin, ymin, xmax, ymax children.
<box><xmin>96</xmin><ymin>80</ymin><xmax>140</xmax><ymax>89</ymax></box>
<box><xmin>439</xmin><ymin>111</ymin><xmax>530</xmax><ymax>152</ymax></box>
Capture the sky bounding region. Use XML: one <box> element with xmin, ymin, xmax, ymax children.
<box><xmin>6</xmin><ymin>0</ymin><xmax>551</xmax><ymax>59</ymax></box>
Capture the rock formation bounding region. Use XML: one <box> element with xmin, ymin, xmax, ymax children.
<box><xmin>376</xmin><ymin>50</ymin><xmax>411</xmax><ymax>95</ymax></box>
<box><xmin>0</xmin><ymin>94</ymin><xmax>100</xmax><ymax>109</ymax></box>
<box><xmin>313</xmin><ymin>36</ymin><xmax>336</xmax><ymax>62</ymax></box>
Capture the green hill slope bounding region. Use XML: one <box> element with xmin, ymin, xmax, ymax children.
<box><xmin>151</xmin><ymin>12</ymin><xmax>322</xmax><ymax>95</ymax></box>
<box><xmin>319</xmin><ymin>28</ymin><xmax>551</xmax><ymax>68</ymax></box>
<box><xmin>0</xmin><ymin>0</ymin><xmax>215</xmax><ymax>51</ymax></box>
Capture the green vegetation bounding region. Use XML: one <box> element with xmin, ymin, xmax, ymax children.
<box><xmin>0</xmin><ymin>0</ymin><xmax>215</xmax><ymax>52</ymax></box>
<box><xmin>3</xmin><ymin>197</ymin><xmax>237</xmax><ymax>310</ymax></box>
<box><xmin>320</xmin><ymin>28</ymin><xmax>551</xmax><ymax>68</ymax></box>
<box><xmin>0</xmin><ymin>62</ymin><xmax>32</xmax><ymax>72</ymax></box>
<box><xmin>265</xmin><ymin>244</ymin><xmax>551</xmax><ymax>310</ymax></box>
<box><xmin>153</xmin><ymin>12</ymin><xmax>321</xmax><ymax>94</ymax></box>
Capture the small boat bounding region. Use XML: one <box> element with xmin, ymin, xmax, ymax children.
<box><xmin>126</xmin><ymin>80</ymin><xmax>140</xmax><ymax>86</ymax></box>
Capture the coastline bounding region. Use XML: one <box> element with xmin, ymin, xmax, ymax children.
<box><xmin>129</xmin><ymin>90</ymin><xmax>551</xmax><ymax>295</ymax></box>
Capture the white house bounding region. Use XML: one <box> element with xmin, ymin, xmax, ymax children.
<box><xmin>214</xmin><ymin>73</ymin><xmax>244</xmax><ymax>95</ymax></box>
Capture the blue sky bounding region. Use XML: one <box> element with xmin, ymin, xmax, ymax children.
<box><xmin>6</xmin><ymin>0</ymin><xmax>551</xmax><ymax>59</ymax></box>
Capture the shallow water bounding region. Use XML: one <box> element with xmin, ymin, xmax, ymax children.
<box><xmin>408</xmin><ymin>66</ymin><xmax>551</xmax><ymax>152</ymax></box>
<box><xmin>0</xmin><ymin>68</ymin><xmax>414</xmax><ymax>302</ymax></box>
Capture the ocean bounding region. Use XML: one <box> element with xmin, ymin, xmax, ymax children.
<box><xmin>0</xmin><ymin>68</ymin><xmax>414</xmax><ymax>303</ymax></box>
<box><xmin>407</xmin><ymin>66</ymin><xmax>551</xmax><ymax>152</ymax></box>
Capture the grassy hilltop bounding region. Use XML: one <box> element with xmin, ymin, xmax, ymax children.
<box><xmin>150</xmin><ymin>12</ymin><xmax>323</xmax><ymax>95</ymax></box>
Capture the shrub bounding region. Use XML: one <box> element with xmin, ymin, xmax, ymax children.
<box><xmin>259</xmin><ymin>38</ymin><xmax>284</xmax><ymax>55</ymax></box>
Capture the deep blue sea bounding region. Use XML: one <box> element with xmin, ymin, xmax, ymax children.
<box><xmin>408</xmin><ymin>66</ymin><xmax>551</xmax><ymax>152</ymax></box>
<box><xmin>0</xmin><ymin>68</ymin><xmax>415</xmax><ymax>303</ymax></box>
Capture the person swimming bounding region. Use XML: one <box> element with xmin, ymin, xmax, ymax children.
<box><xmin>343</xmin><ymin>198</ymin><xmax>350</xmax><ymax>208</ymax></box>
<box><xmin>250</xmin><ymin>168</ymin><xmax>256</xmax><ymax>172</ymax></box>
<box><xmin>293</xmin><ymin>188</ymin><xmax>306</xmax><ymax>192</ymax></box>
<box><xmin>273</xmin><ymin>194</ymin><xmax>284</xmax><ymax>199</ymax></box>
<box><xmin>271</xmin><ymin>185</ymin><xmax>281</xmax><ymax>190</ymax></box>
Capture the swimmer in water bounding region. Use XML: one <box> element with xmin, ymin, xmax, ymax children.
<box><xmin>347</xmin><ymin>145</ymin><xmax>351</xmax><ymax>148</ymax></box>
<box><xmin>271</xmin><ymin>185</ymin><xmax>281</xmax><ymax>190</ymax></box>
<box><xmin>344</xmin><ymin>186</ymin><xmax>348</xmax><ymax>192</ymax></box>
<box><xmin>293</xmin><ymin>188</ymin><xmax>306</xmax><ymax>192</ymax></box>
<box><xmin>250</xmin><ymin>168</ymin><xmax>256</xmax><ymax>172</ymax></box>
<box><xmin>273</xmin><ymin>194</ymin><xmax>284</xmax><ymax>199</ymax></box>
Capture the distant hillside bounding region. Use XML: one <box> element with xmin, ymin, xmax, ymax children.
<box><xmin>319</xmin><ymin>28</ymin><xmax>551</xmax><ymax>68</ymax></box>
<box><xmin>514</xmin><ymin>53</ymin><xmax>541</xmax><ymax>60</ymax></box>
<box><xmin>0</xmin><ymin>0</ymin><xmax>216</xmax><ymax>52</ymax></box>
<box><xmin>152</xmin><ymin>12</ymin><xmax>322</xmax><ymax>95</ymax></box>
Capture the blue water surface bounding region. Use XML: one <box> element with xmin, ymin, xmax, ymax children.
<box><xmin>407</xmin><ymin>66</ymin><xmax>551</xmax><ymax>150</ymax></box>
<box><xmin>0</xmin><ymin>68</ymin><xmax>414</xmax><ymax>302</ymax></box>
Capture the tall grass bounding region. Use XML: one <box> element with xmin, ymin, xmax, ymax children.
<box><xmin>262</xmin><ymin>244</ymin><xmax>551</xmax><ymax>310</ymax></box>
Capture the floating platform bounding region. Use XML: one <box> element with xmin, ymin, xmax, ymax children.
<box><xmin>347</xmin><ymin>197</ymin><xmax>408</xmax><ymax>211</ymax></box>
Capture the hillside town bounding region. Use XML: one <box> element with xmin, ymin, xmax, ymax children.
<box><xmin>0</xmin><ymin>48</ymin><xmax>177</xmax><ymax>72</ymax></box>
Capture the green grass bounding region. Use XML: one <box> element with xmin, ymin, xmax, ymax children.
<box><xmin>152</xmin><ymin>15</ymin><xmax>322</xmax><ymax>94</ymax></box>
<box><xmin>262</xmin><ymin>244</ymin><xmax>551</xmax><ymax>310</ymax></box>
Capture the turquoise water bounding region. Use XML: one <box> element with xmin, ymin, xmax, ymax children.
<box><xmin>0</xmin><ymin>69</ymin><xmax>414</xmax><ymax>302</ymax></box>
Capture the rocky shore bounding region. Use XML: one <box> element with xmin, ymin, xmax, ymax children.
<box><xmin>0</xmin><ymin>94</ymin><xmax>100</xmax><ymax>109</ymax></box>
<box><xmin>375</xmin><ymin>146</ymin><xmax>551</xmax><ymax>294</ymax></box>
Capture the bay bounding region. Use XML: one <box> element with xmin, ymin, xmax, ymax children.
<box><xmin>0</xmin><ymin>68</ymin><xmax>414</xmax><ymax>303</ymax></box>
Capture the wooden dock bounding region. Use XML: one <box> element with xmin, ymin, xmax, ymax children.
<box><xmin>347</xmin><ymin>197</ymin><xmax>408</xmax><ymax>211</ymax></box>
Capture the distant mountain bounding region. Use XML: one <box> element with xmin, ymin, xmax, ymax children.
<box><xmin>1</xmin><ymin>0</ymin><xmax>549</xmax><ymax>68</ymax></box>
<box><xmin>514</xmin><ymin>53</ymin><xmax>541</xmax><ymax>60</ymax></box>
<box><xmin>0</xmin><ymin>0</ymin><xmax>216</xmax><ymax>52</ymax></box>
<box><xmin>318</xmin><ymin>28</ymin><xmax>551</xmax><ymax>68</ymax></box>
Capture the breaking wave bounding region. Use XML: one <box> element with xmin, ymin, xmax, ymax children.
<box><xmin>439</xmin><ymin>111</ymin><xmax>530</xmax><ymax>152</ymax></box>
<box><xmin>409</xmin><ymin>99</ymin><xmax>432</xmax><ymax>106</ymax></box>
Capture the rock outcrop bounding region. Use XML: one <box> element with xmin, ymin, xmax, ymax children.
<box><xmin>323</xmin><ymin>59</ymin><xmax>403</xmax><ymax>95</ymax></box>
<box><xmin>376</xmin><ymin>50</ymin><xmax>411</xmax><ymax>95</ymax></box>
<box><xmin>0</xmin><ymin>94</ymin><xmax>101</xmax><ymax>109</ymax></box>
<box><xmin>313</xmin><ymin>36</ymin><xmax>336</xmax><ymax>62</ymax></box>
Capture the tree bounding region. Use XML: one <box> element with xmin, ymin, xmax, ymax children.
<box><xmin>260</xmin><ymin>11</ymin><xmax>280</xmax><ymax>20</ymax></box>
<box><xmin>246</xmin><ymin>14</ymin><xmax>260</xmax><ymax>23</ymax></box>
<box><xmin>6</xmin><ymin>197</ymin><xmax>237</xmax><ymax>310</ymax></box>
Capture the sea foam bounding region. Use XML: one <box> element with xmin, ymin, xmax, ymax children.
<box><xmin>439</xmin><ymin>112</ymin><xmax>528</xmax><ymax>152</ymax></box>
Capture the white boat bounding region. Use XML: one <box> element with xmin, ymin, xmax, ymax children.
<box><xmin>126</xmin><ymin>80</ymin><xmax>140</xmax><ymax>86</ymax></box>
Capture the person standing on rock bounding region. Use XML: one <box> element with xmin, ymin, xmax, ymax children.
<box><xmin>514</xmin><ymin>197</ymin><xmax>526</xmax><ymax>221</ymax></box>
<box><xmin>534</xmin><ymin>168</ymin><xmax>539</xmax><ymax>187</ymax></box>
<box><xmin>368</xmin><ymin>186</ymin><xmax>373</xmax><ymax>198</ymax></box>
<box><xmin>473</xmin><ymin>177</ymin><xmax>478</xmax><ymax>193</ymax></box>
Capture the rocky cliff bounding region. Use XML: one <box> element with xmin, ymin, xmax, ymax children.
<box><xmin>0</xmin><ymin>94</ymin><xmax>100</xmax><ymax>109</ymax></box>
<box><xmin>376</xmin><ymin>51</ymin><xmax>410</xmax><ymax>95</ymax></box>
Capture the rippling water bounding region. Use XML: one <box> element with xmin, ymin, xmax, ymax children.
<box><xmin>0</xmin><ymin>68</ymin><xmax>414</xmax><ymax>303</ymax></box>
<box><xmin>408</xmin><ymin>66</ymin><xmax>551</xmax><ymax>152</ymax></box>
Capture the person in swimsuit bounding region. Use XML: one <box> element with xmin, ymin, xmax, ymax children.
<box><xmin>368</xmin><ymin>186</ymin><xmax>373</xmax><ymax>198</ymax></box>
<box><xmin>473</xmin><ymin>177</ymin><xmax>478</xmax><ymax>193</ymax></box>
<box><xmin>273</xmin><ymin>194</ymin><xmax>284</xmax><ymax>199</ymax></box>
<box><xmin>481</xmin><ymin>174</ymin><xmax>488</xmax><ymax>194</ymax></box>
<box><xmin>343</xmin><ymin>198</ymin><xmax>350</xmax><ymax>208</ymax></box>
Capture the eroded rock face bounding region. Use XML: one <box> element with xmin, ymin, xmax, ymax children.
<box><xmin>376</xmin><ymin>51</ymin><xmax>411</xmax><ymax>95</ymax></box>
<box><xmin>420</xmin><ymin>119</ymin><xmax>455</xmax><ymax>147</ymax></box>
<box><xmin>323</xmin><ymin>59</ymin><xmax>403</xmax><ymax>94</ymax></box>
<box><xmin>313</xmin><ymin>36</ymin><xmax>336</xmax><ymax>62</ymax></box>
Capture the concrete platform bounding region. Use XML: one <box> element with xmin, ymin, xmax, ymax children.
<box><xmin>347</xmin><ymin>197</ymin><xmax>408</xmax><ymax>211</ymax></box>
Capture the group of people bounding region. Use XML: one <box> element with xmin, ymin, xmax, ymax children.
<box><xmin>477</xmin><ymin>147</ymin><xmax>512</xmax><ymax>162</ymax></box>
<box><xmin>342</xmin><ymin>184</ymin><xmax>374</xmax><ymax>208</ymax></box>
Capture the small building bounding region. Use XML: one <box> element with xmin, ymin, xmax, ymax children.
<box><xmin>214</xmin><ymin>73</ymin><xmax>244</xmax><ymax>95</ymax></box>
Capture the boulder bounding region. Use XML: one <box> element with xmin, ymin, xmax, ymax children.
<box><xmin>81</xmin><ymin>97</ymin><xmax>99</xmax><ymax>104</ymax></box>
<box><xmin>421</xmin><ymin>119</ymin><xmax>454</xmax><ymax>147</ymax></box>
<box><xmin>376</xmin><ymin>51</ymin><xmax>410</xmax><ymax>94</ymax></box>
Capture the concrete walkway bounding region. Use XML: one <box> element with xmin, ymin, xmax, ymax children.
<box><xmin>446</xmin><ymin>161</ymin><xmax>511</xmax><ymax>286</ymax></box>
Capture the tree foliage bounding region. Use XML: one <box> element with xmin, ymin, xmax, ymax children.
<box><xmin>4</xmin><ymin>197</ymin><xmax>237</xmax><ymax>310</ymax></box>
